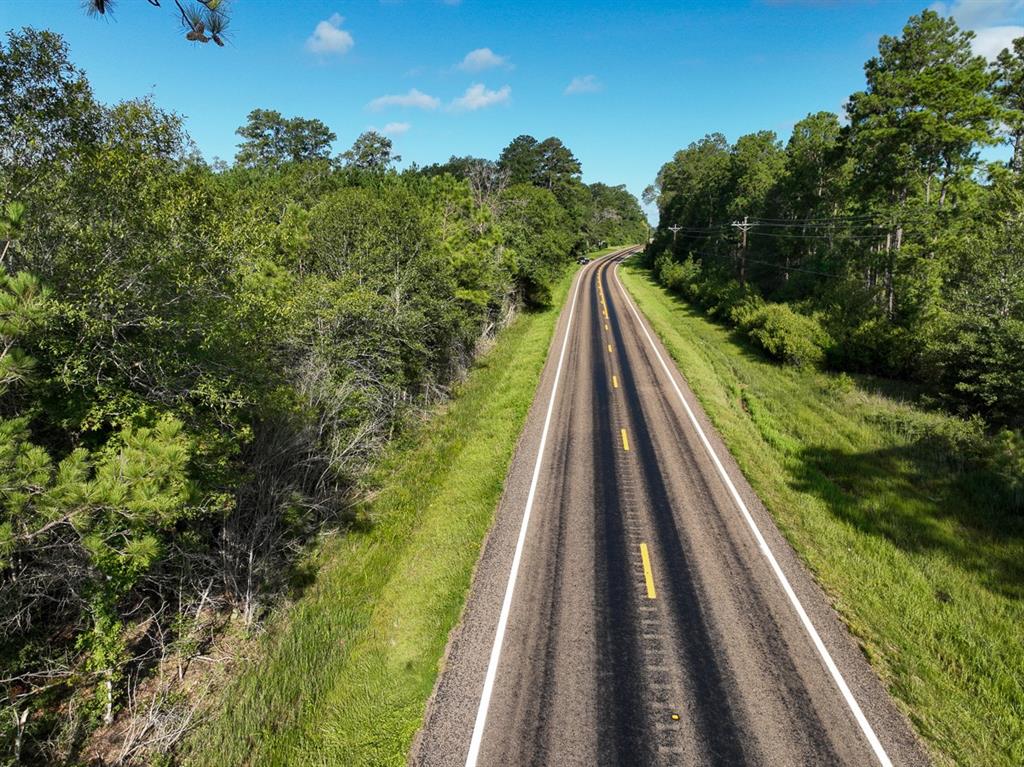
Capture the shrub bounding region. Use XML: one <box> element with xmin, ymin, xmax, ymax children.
<box><xmin>657</xmin><ymin>255</ymin><xmax>701</xmax><ymax>296</ymax></box>
<box><xmin>697</xmin><ymin>277</ymin><xmax>752</xmax><ymax>319</ymax></box>
<box><xmin>728</xmin><ymin>293</ymin><xmax>766</xmax><ymax>327</ymax></box>
<box><xmin>741</xmin><ymin>303</ymin><xmax>831</xmax><ymax>368</ymax></box>
<box><xmin>992</xmin><ymin>429</ymin><xmax>1024</xmax><ymax>511</ymax></box>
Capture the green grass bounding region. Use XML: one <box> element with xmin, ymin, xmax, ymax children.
<box><xmin>619</xmin><ymin>262</ymin><xmax>1024</xmax><ymax>767</ymax></box>
<box><xmin>182</xmin><ymin>268</ymin><xmax>578</xmax><ymax>767</ymax></box>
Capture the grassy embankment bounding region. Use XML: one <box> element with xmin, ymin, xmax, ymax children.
<box><xmin>182</xmin><ymin>258</ymin><xmax>592</xmax><ymax>766</ymax></box>
<box><xmin>619</xmin><ymin>262</ymin><xmax>1023</xmax><ymax>766</ymax></box>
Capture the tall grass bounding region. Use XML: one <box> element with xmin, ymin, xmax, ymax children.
<box><xmin>182</xmin><ymin>266</ymin><xmax>579</xmax><ymax>766</ymax></box>
<box><xmin>619</xmin><ymin>262</ymin><xmax>1023</xmax><ymax>767</ymax></box>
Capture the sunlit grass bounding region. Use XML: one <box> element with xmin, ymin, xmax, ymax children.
<box><xmin>182</xmin><ymin>264</ymin><xmax>582</xmax><ymax>766</ymax></box>
<box><xmin>620</xmin><ymin>262</ymin><xmax>1023</xmax><ymax>767</ymax></box>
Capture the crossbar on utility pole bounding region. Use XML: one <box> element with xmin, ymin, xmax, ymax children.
<box><xmin>731</xmin><ymin>216</ymin><xmax>754</xmax><ymax>283</ymax></box>
<box><xmin>667</xmin><ymin>224</ymin><xmax>682</xmax><ymax>243</ymax></box>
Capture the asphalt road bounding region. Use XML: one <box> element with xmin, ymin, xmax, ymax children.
<box><xmin>412</xmin><ymin>248</ymin><xmax>930</xmax><ymax>767</ymax></box>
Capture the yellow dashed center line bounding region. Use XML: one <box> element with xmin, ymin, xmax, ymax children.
<box><xmin>620</xmin><ymin>428</ymin><xmax>630</xmax><ymax>451</ymax></box>
<box><xmin>605</xmin><ymin>323</ymin><xmax>609</xmax><ymax>330</ymax></box>
<box><xmin>640</xmin><ymin>543</ymin><xmax>656</xmax><ymax>599</ymax></box>
<box><xmin>608</xmin><ymin>343</ymin><xmax>613</xmax><ymax>353</ymax></box>
<box><xmin>612</xmin><ymin>375</ymin><xmax>619</xmax><ymax>389</ymax></box>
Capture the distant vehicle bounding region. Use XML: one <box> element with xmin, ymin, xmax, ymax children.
<box><xmin>577</xmin><ymin>256</ymin><xmax>591</xmax><ymax>265</ymax></box>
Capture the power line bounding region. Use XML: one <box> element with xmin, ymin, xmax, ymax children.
<box><xmin>685</xmin><ymin>247</ymin><xmax>839</xmax><ymax>278</ymax></box>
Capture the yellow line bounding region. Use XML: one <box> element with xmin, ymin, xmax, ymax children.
<box><xmin>612</xmin><ymin>375</ymin><xmax>619</xmax><ymax>388</ymax></box>
<box><xmin>605</xmin><ymin>323</ymin><xmax>609</xmax><ymax>330</ymax></box>
<box><xmin>608</xmin><ymin>343</ymin><xmax>613</xmax><ymax>353</ymax></box>
<box><xmin>640</xmin><ymin>543</ymin><xmax>656</xmax><ymax>598</ymax></box>
<box><xmin>620</xmin><ymin>428</ymin><xmax>630</xmax><ymax>451</ymax></box>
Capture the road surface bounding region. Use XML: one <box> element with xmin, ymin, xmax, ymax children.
<box><xmin>412</xmin><ymin>247</ymin><xmax>929</xmax><ymax>766</ymax></box>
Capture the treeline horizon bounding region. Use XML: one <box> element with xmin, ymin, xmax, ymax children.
<box><xmin>647</xmin><ymin>10</ymin><xmax>1024</xmax><ymax>439</ymax></box>
<box><xmin>0</xmin><ymin>26</ymin><xmax>646</xmax><ymax>765</ymax></box>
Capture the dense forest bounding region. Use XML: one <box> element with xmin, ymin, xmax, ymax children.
<box><xmin>645</xmin><ymin>10</ymin><xmax>1024</xmax><ymax>505</ymax></box>
<box><xmin>0</xmin><ymin>28</ymin><xmax>646</xmax><ymax>764</ymax></box>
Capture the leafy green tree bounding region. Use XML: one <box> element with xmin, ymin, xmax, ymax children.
<box><xmin>235</xmin><ymin>108</ymin><xmax>337</xmax><ymax>168</ymax></box>
<box><xmin>340</xmin><ymin>130</ymin><xmax>401</xmax><ymax>173</ymax></box>
<box><xmin>846</xmin><ymin>10</ymin><xmax>999</xmax><ymax>208</ymax></box>
<box><xmin>0</xmin><ymin>27</ymin><xmax>635</xmax><ymax>762</ymax></box>
<box><xmin>729</xmin><ymin>130</ymin><xmax>785</xmax><ymax>219</ymax></box>
<box><xmin>993</xmin><ymin>36</ymin><xmax>1024</xmax><ymax>173</ymax></box>
<box><xmin>536</xmin><ymin>137</ymin><xmax>582</xmax><ymax>191</ymax></box>
<box><xmin>420</xmin><ymin>155</ymin><xmax>491</xmax><ymax>180</ymax></box>
<box><xmin>926</xmin><ymin>169</ymin><xmax>1024</xmax><ymax>425</ymax></box>
<box><xmin>0</xmin><ymin>28</ymin><xmax>97</xmax><ymax>202</ymax></box>
<box><xmin>781</xmin><ymin>112</ymin><xmax>846</xmax><ymax>217</ymax></box>
<box><xmin>498</xmin><ymin>134</ymin><xmax>543</xmax><ymax>185</ymax></box>
<box><xmin>585</xmin><ymin>182</ymin><xmax>648</xmax><ymax>246</ymax></box>
<box><xmin>499</xmin><ymin>184</ymin><xmax>575</xmax><ymax>305</ymax></box>
<box><xmin>652</xmin><ymin>132</ymin><xmax>733</xmax><ymax>260</ymax></box>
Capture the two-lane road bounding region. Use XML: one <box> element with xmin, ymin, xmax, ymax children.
<box><xmin>413</xmin><ymin>248</ymin><xmax>928</xmax><ymax>766</ymax></box>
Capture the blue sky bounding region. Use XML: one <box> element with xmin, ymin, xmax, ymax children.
<box><xmin>3</xmin><ymin>0</ymin><xmax>1023</xmax><ymax>217</ymax></box>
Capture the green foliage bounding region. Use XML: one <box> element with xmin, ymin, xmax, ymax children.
<box><xmin>340</xmin><ymin>130</ymin><xmax>401</xmax><ymax>173</ymax></box>
<box><xmin>622</xmin><ymin>263</ymin><xmax>1024</xmax><ymax>765</ymax></box>
<box><xmin>994</xmin><ymin>37</ymin><xmax>1024</xmax><ymax>171</ymax></box>
<box><xmin>846</xmin><ymin>10</ymin><xmax>999</xmax><ymax>205</ymax></box>
<box><xmin>737</xmin><ymin>303</ymin><xmax>832</xmax><ymax>368</ymax></box>
<box><xmin>499</xmin><ymin>183</ymin><xmax>575</xmax><ymax>305</ymax></box>
<box><xmin>0</xmin><ymin>27</ymin><xmax>640</xmax><ymax>764</ymax></box>
<box><xmin>235</xmin><ymin>108</ymin><xmax>336</xmax><ymax>168</ymax></box>
<box><xmin>647</xmin><ymin>8</ymin><xmax>1024</xmax><ymax>429</ymax></box>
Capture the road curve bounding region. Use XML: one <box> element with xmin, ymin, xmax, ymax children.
<box><xmin>411</xmin><ymin>248</ymin><xmax>929</xmax><ymax>766</ymax></box>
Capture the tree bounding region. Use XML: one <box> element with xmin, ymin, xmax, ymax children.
<box><xmin>499</xmin><ymin>184</ymin><xmax>574</xmax><ymax>305</ymax></box>
<box><xmin>498</xmin><ymin>135</ymin><xmax>543</xmax><ymax>185</ymax></box>
<box><xmin>781</xmin><ymin>112</ymin><xmax>846</xmax><ymax>217</ymax></box>
<box><xmin>993</xmin><ymin>36</ymin><xmax>1024</xmax><ymax>173</ymax></box>
<box><xmin>729</xmin><ymin>131</ymin><xmax>785</xmax><ymax>218</ymax></box>
<box><xmin>653</xmin><ymin>133</ymin><xmax>732</xmax><ymax>259</ymax></box>
<box><xmin>586</xmin><ymin>183</ymin><xmax>647</xmax><ymax>247</ymax></box>
<box><xmin>927</xmin><ymin>169</ymin><xmax>1024</xmax><ymax>426</ymax></box>
<box><xmin>846</xmin><ymin>10</ymin><xmax>999</xmax><ymax>208</ymax></box>
<box><xmin>84</xmin><ymin>0</ymin><xmax>230</xmax><ymax>47</ymax></box>
<box><xmin>536</xmin><ymin>137</ymin><xmax>582</xmax><ymax>190</ymax></box>
<box><xmin>235</xmin><ymin>109</ymin><xmax>336</xmax><ymax>168</ymax></box>
<box><xmin>341</xmin><ymin>131</ymin><xmax>401</xmax><ymax>173</ymax></box>
<box><xmin>0</xmin><ymin>28</ymin><xmax>97</xmax><ymax>202</ymax></box>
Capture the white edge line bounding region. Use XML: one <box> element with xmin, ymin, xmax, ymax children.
<box><xmin>464</xmin><ymin>250</ymin><xmax>624</xmax><ymax>766</ymax></box>
<box><xmin>610</xmin><ymin>261</ymin><xmax>893</xmax><ymax>767</ymax></box>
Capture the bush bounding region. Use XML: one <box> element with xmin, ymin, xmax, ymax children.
<box><xmin>728</xmin><ymin>293</ymin><xmax>766</xmax><ymax>326</ymax></box>
<box><xmin>992</xmin><ymin>429</ymin><xmax>1024</xmax><ymax>511</ymax></box>
<box><xmin>691</xmin><ymin>276</ymin><xmax>746</xmax><ymax>319</ymax></box>
<box><xmin>739</xmin><ymin>302</ymin><xmax>831</xmax><ymax>368</ymax></box>
<box><xmin>656</xmin><ymin>255</ymin><xmax>701</xmax><ymax>296</ymax></box>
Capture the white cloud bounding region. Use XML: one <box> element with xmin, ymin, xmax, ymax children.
<box><xmin>933</xmin><ymin>0</ymin><xmax>1024</xmax><ymax>28</ymax></box>
<box><xmin>971</xmin><ymin>24</ymin><xmax>1024</xmax><ymax>58</ymax></box>
<box><xmin>458</xmin><ymin>47</ymin><xmax>510</xmax><ymax>72</ymax></box>
<box><xmin>564</xmin><ymin>74</ymin><xmax>603</xmax><ymax>95</ymax></box>
<box><xmin>367</xmin><ymin>88</ymin><xmax>441</xmax><ymax>111</ymax></box>
<box><xmin>932</xmin><ymin>0</ymin><xmax>1024</xmax><ymax>59</ymax></box>
<box><xmin>382</xmin><ymin>122</ymin><xmax>411</xmax><ymax>136</ymax></box>
<box><xmin>305</xmin><ymin>13</ymin><xmax>354</xmax><ymax>55</ymax></box>
<box><xmin>449</xmin><ymin>83</ymin><xmax>511</xmax><ymax>111</ymax></box>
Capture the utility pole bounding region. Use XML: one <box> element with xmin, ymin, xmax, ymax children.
<box><xmin>731</xmin><ymin>216</ymin><xmax>754</xmax><ymax>284</ymax></box>
<box><xmin>667</xmin><ymin>224</ymin><xmax>682</xmax><ymax>243</ymax></box>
